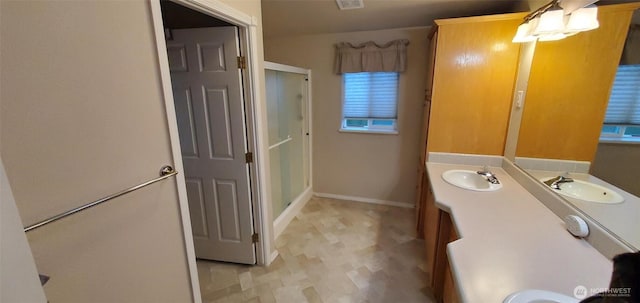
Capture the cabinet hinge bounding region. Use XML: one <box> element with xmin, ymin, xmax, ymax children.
<box><xmin>252</xmin><ymin>233</ymin><xmax>259</xmax><ymax>243</ymax></box>
<box><xmin>237</xmin><ymin>56</ymin><xmax>247</xmax><ymax>69</ymax></box>
<box><xmin>245</xmin><ymin>152</ymin><xmax>253</xmax><ymax>163</ymax></box>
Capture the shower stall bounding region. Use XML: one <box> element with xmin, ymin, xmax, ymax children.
<box><xmin>264</xmin><ymin>62</ymin><xmax>312</xmax><ymax>230</ymax></box>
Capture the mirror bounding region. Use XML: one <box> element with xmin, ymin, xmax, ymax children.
<box><xmin>509</xmin><ymin>5</ymin><xmax>640</xmax><ymax>250</ymax></box>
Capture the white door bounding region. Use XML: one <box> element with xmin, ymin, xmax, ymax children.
<box><xmin>166</xmin><ymin>27</ymin><xmax>255</xmax><ymax>264</ymax></box>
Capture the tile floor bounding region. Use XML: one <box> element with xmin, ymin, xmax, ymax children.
<box><xmin>197</xmin><ymin>197</ymin><xmax>434</xmax><ymax>303</ymax></box>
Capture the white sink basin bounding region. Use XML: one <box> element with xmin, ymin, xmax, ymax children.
<box><xmin>442</xmin><ymin>169</ymin><xmax>502</xmax><ymax>192</ymax></box>
<box><xmin>541</xmin><ymin>178</ymin><xmax>624</xmax><ymax>204</ymax></box>
<box><xmin>504</xmin><ymin>289</ymin><xmax>579</xmax><ymax>303</ymax></box>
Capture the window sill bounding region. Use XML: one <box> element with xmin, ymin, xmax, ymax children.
<box><xmin>339</xmin><ymin>128</ymin><xmax>398</xmax><ymax>135</ymax></box>
<box><xmin>599</xmin><ymin>137</ymin><xmax>640</xmax><ymax>145</ymax></box>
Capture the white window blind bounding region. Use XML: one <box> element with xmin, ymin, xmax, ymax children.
<box><xmin>343</xmin><ymin>72</ymin><xmax>398</xmax><ymax>119</ymax></box>
<box><xmin>604</xmin><ymin>64</ymin><xmax>640</xmax><ymax>125</ymax></box>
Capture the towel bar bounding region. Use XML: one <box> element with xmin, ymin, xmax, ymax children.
<box><xmin>23</xmin><ymin>165</ymin><xmax>178</xmax><ymax>232</ymax></box>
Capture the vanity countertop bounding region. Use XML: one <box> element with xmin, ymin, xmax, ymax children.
<box><xmin>527</xmin><ymin>169</ymin><xmax>640</xmax><ymax>250</ymax></box>
<box><xmin>426</xmin><ymin>162</ymin><xmax>612</xmax><ymax>303</ymax></box>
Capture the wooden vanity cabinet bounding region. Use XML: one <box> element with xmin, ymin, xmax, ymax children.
<box><xmin>423</xmin><ymin>176</ymin><xmax>460</xmax><ymax>302</ymax></box>
<box><xmin>440</xmin><ymin>212</ymin><xmax>460</xmax><ymax>303</ymax></box>
<box><xmin>422</xmin><ymin>179</ymin><xmax>439</xmax><ymax>286</ymax></box>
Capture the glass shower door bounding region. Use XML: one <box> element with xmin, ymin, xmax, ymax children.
<box><xmin>265</xmin><ymin>68</ymin><xmax>309</xmax><ymax>219</ymax></box>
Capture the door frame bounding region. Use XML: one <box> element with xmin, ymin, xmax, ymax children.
<box><xmin>149</xmin><ymin>0</ymin><xmax>272</xmax><ymax>300</ymax></box>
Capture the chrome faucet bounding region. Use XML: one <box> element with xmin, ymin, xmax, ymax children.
<box><xmin>544</xmin><ymin>175</ymin><xmax>574</xmax><ymax>190</ymax></box>
<box><xmin>477</xmin><ymin>165</ymin><xmax>500</xmax><ymax>184</ymax></box>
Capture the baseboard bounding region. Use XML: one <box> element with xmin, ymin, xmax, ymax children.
<box><xmin>313</xmin><ymin>192</ymin><xmax>414</xmax><ymax>209</ymax></box>
<box><xmin>269</xmin><ymin>250</ymin><xmax>279</xmax><ymax>263</ymax></box>
<box><xmin>273</xmin><ymin>187</ymin><xmax>313</xmax><ymax>239</ymax></box>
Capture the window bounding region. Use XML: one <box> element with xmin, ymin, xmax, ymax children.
<box><xmin>601</xmin><ymin>64</ymin><xmax>640</xmax><ymax>142</ymax></box>
<box><xmin>341</xmin><ymin>72</ymin><xmax>399</xmax><ymax>134</ymax></box>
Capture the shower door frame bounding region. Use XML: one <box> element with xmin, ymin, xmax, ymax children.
<box><xmin>264</xmin><ymin>61</ymin><xmax>313</xmax><ymax>238</ymax></box>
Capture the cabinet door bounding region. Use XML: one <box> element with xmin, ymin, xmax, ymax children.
<box><xmin>423</xmin><ymin>182</ymin><xmax>440</xmax><ymax>287</ymax></box>
<box><xmin>427</xmin><ymin>17</ymin><xmax>522</xmax><ymax>155</ymax></box>
<box><xmin>432</xmin><ymin>210</ymin><xmax>460</xmax><ymax>302</ymax></box>
<box><xmin>416</xmin><ymin>171</ymin><xmax>427</xmax><ymax>238</ymax></box>
<box><xmin>443</xmin><ymin>218</ymin><xmax>461</xmax><ymax>303</ymax></box>
<box><xmin>443</xmin><ymin>265</ymin><xmax>460</xmax><ymax>303</ymax></box>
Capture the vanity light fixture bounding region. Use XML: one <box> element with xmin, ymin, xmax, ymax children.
<box><xmin>565</xmin><ymin>5</ymin><xmax>600</xmax><ymax>32</ymax></box>
<box><xmin>512</xmin><ymin>0</ymin><xmax>600</xmax><ymax>43</ymax></box>
<box><xmin>533</xmin><ymin>1</ymin><xmax>566</xmax><ymax>36</ymax></box>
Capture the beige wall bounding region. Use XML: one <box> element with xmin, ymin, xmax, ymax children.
<box><xmin>592</xmin><ymin>143</ymin><xmax>640</xmax><ymax>197</ymax></box>
<box><xmin>0</xmin><ymin>1</ymin><xmax>194</xmax><ymax>302</ymax></box>
<box><xmin>265</xmin><ymin>28</ymin><xmax>429</xmax><ymax>205</ymax></box>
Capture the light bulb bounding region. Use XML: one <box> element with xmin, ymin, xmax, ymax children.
<box><xmin>538</xmin><ymin>33</ymin><xmax>567</xmax><ymax>41</ymax></box>
<box><xmin>565</xmin><ymin>5</ymin><xmax>599</xmax><ymax>33</ymax></box>
<box><xmin>533</xmin><ymin>5</ymin><xmax>566</xmax><ymax>36</ymax></box>
<box><xmin>512</xmin><ymin>22</ymin><xmax>537</xmax><ymax>43</ymax></box>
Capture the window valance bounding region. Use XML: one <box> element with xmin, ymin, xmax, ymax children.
<box><xmin>334</xmin><ymin>39</ymin><xmax>409</xmax><ymax>74</ymax></box>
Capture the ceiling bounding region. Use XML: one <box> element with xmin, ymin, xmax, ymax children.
<box><xmin>159</xmin><ymin>0</ymin><xmax>639</xmax><ymax>36</ymax></box>
<box><xmin>261</xmin><ymin>0</ymin><xmax>640</xmax><ymax>38</ymax></box>
<box><xmin>261</xmin><ymin>0</ymin><xmax>528</xmax><ymax>38</ymax></box>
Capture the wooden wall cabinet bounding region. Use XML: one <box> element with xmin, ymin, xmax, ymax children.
<box><xmin>415</xmin><ymin>30</ymin><xmax>438</xmax><ymax>237</ymax></box>
<box><xmin>416</xmin><ymin>12</ymin><xmax>525</xmax><ymax>239</ymax></box>
<box><xmin>425</xmin><ymin>14</ymin><xmax>525</xmax><ymax>156</ymax></box>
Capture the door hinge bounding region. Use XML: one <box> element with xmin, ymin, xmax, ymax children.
<box><xmin>237</xmin><ymin>56</ymin><xmax>247</xmax><ymax>69</ymax></box>
<box><xmin>245</xmin><ymin>152</ymin><xmax>253</xmax><ymax>163</ymax></box>
<box><xmin>252</xmin><ymin>233</ymin><xmax>259</xmax><ymax>243</ymax></box>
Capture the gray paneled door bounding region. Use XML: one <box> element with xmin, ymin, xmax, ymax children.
<box><xmin>166</xmin><ymin>27</ymin><xmax>255</xmax><ymax>264</ymax></box>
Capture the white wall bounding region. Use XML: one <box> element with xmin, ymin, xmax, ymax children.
<box><xmin>265</xmin><ymin>27</ymin><xmax>429</xmax><ymax>205</ymax></box>
<box><xmin>0</xmin><ymin>1</ymin><xmax>194</xmax><ymax>302</ymax></box>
